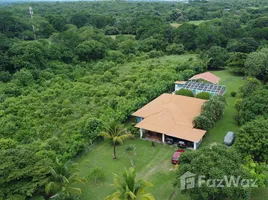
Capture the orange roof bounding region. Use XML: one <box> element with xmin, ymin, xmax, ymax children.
<box><xmin>174</xmin><ymin>81</ymin><xmax>186</xmax><ymax>84</ymax></box>
<box><xmin>132</xmin><ymin>94</ymin><xmax>207</xmax><ymax>142</ymax></box>
<box><xmin>189</xmin><ymin>72</ymin><xmax>220</xmax><ymax>84</ymax></box>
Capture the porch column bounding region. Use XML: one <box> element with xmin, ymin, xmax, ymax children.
<box><xmin>193</xmin><ymin>142</ymin><xmax>197</xmax><ymax>150</ymax></box>
<box><xmin>139</xmin><ymin>128</ymin><xmax>143</xmax><ymax>138</ymax></box>
<box><xmin>162</xmin><ymin>134</ymin><xmax>165</xmax><ymax>143</ymax></box>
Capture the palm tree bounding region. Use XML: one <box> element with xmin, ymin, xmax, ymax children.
<box><xmin>125</xmin><ymin>145</ymin><xmax>136</xmax><ymax>167</ymax></box>
<box><xmin>105</xmin><ymin>167</ymin><xmax>155</xmax><ymax>200</ymax></box>
<box><xmin>45</xmin><ymin>158</ymin><xmax>86</xmax><ymax>199</ymax></box>
<box><xmin>100</xmin><ymin>121</ymin><xmax>132</xmax><ymax>159</ymax></box>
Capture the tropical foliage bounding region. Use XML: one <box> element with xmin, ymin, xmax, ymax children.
<box><xmin>105</xmin><ymin>168</ymin><xmax>155</xmax><ymax>200</ymax></box>
<box><xmin>194</xmin><ymin>95</ymin><xmax>226</xmax><ymax>130</ymax></box>
<box><xmin>174</xmin><ymin>145</ymin><xmax>252</xmax><ymax>200</ymax></box>
<box><xmin>100</xmin><ymin>121</ymin><xmax>133</xmax><ymax>159</ymax></box>
<box><xmin>45</xmin><ymin>158</ymin><xmax>86</xmax><ymax>199</ymax></box>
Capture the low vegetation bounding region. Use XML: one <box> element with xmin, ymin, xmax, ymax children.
<box><xmin>194</xmin><ymin>95</ymin><xmax>226</xmax><ymax>130</ymax></box>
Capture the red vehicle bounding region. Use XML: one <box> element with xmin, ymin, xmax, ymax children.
<box><xmin>171</xmin><ymin>149</ymin><xmax>185</xmax><ymax>164</ymax></box>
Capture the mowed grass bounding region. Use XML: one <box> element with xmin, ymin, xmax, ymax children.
<box><xmin>76</xmin><ymin>139</ymin><xmax>190</xmax><ymax>200</ymax></box>
<box><xmin>201</xmin><ymin>69</ymin><xmax>244</xmax><ymax>147</ymax></box>
<box><xmin>170</xmin><ymin>20</ymin><xmax>210</xmax><ymax>28</ymax></box>
<box><xmin>107</xmin><ymin>34</ymin><xmax>136</xmax><ymax>39</ymax></box>
<box><xmin>187</xmin><ymin>20</ymin><xmax>210</xmax><ymax>25</ymax></box>
<box><xmin>170</xmin><ymin>22</ymin><xmax>182</xmax><ymax>28</ymax></box>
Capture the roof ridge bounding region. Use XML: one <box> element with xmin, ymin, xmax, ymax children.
<box><xmin>171</xmin><ymin>97</ymin><xmax>192</xmax><ymax>127</ymax></box>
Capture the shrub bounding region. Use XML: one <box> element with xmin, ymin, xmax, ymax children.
<box><xmin>88</xmin><ymin>167</ymin><xmax>105</xmax><ymax>184</ymax></box>
<box><xmin>194</xmin><ymin>95</ymin><xmax>226</xmax><ymax>130</ymax></box>
<box><xmin>166</xmin><ymin>43</ymin><xmax>184</xmax><ymax>55</ymax></box>
<box><xmin>230</xmin><ymin>91</ymin><xmax>237</xmax><ymax>97</ymax></box>
<box><xmin>175</xmin><ymin>89</ymin><xmax>194</xmax><ymax>97</ymax></box>
<box><xmin>194</xmin><ymin>114</ymin><xmax>214</xmax><ymax>130</ymax></box>
<box><xmin>147</xmin><ymin>50</ymin><xmax>164</xmax><ymax>58</ymax></box>
<box><xmin>196</xmin><ymin>92</ymin><xmax>210</xmax><ymax>99</ymax></box>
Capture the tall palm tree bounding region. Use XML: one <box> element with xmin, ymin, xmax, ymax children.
<box><xmin>105</xmin><ymin>167</ymin><xmax>155</xmax><ymax>200</ymax></box>
<box><xmin>100</xmin><ymin>121</ymin><xmax>132</xmax><ymax>159</ymax></box>
<box><xmin>45</xmin><ymin>158</ymin><xmax>86</xmax><ymax>199</ymax></box>
<box><xmin>125</xmin><ymin>145</ymin><xmax>136</xmax><ymax>167</ymax></box>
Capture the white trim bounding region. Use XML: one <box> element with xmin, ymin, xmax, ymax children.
<box><xmin>194</xmin><ymin>142</ymin><xmax>197</xmax><ymax>150</ymax></box>
<box><xmin>139</xmin><ymin>128</ymin><xmax>143</xmax><ymax>138</ymax></box>
<box><xmin>162</xmin><ymin>134</ymin><xmax>165</xmax><ymax>143</ymax></box>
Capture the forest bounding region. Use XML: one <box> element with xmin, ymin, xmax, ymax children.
<box><xmin>0</xmin><ymin>0</ymin><xmax>268</xmax><ymax>199</ymax></box>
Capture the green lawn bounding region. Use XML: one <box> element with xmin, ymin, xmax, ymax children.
<box><xmin>76</xmin><ymin>139</ymin><xmax>190</xmax><ymax>200</ymax></box>
<box><xmin>187</xmin><ymin>20</ymin><xmax>210</xmax><ymax>25</ymax></box>
<box><xmin>201</xmin><ymin>70</ymin><xmax>244</xmax><ymax>147</ymax></box>
<box><xmin>170</xmin><ymin>20</ymin><xmax>210</xmax><ymax>27</ymax></box>
<box><xmin>107</xmin><ymin>34</ymin><xmax>136</xmax><ymax>39</ymax></box>
<box><xmin>170</xmin><ymin>22</ymin><xmax>182</xmax><ymax>28</ymax></box>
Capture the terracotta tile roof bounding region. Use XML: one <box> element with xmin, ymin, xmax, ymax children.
<box><xmin>132</xmin><ymin>94</ymin><xmax>207</xmax><ymax>142</ymax></box>
<box><xmin>189</xmin><ymin>72</ymin><xmax>220</xmax><ymax>84</ymax></box>
<box><xmin>174</xmin><ymin>81</ymin><xmax>186</xmax><ymax>84</ymax></box>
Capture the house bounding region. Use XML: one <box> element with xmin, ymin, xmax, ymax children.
<box><xmin>174</xmin><ymin>72</ymin><xmax>226</xmax><ymax>96</ymax></box>
<box><xmin>189</xmin><ymin>72</ymin><xmax>220</xmax><ymax>84</ymax></box>
<box><xmin>132</xmin><ymin>93</ymin><xmax>207</xmax><ymax>150</ymax></box>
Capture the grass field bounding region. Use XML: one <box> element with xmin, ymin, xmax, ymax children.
<box><xmin>76</xmin><ymin>139</ymin><xmax>190</xmax><ymax>200</ymax></box>
<box><xmin>170</xmin><ymin>23</ymin><xmax>182</xmax><ymax>28</ymax></box>
<box><xmin>201</xmin><ymin>70</ymin><xmax>244</xmax><ymax>147</ymax></box>
<box><xmin>170</xmin><ymin>20</ymin><xmax>209</xmax><ymax>28</ymax></box>
<box><xmin>107</xmin><ymin>34</ymin><xmax>136</xmax><ymax>39</ymax></box>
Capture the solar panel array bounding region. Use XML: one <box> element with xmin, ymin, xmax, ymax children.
<box><xmin>182</xmin><ymin>81</ymin><xmax>226</xmax><ymax>95</ymax></box>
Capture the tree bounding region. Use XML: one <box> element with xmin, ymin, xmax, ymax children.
<box><xmin>242</xmin><ymin>156</ymin><xmax>268</xmax><ymax>188</ymax></box>
<box><xmin>125</xmin><ymin>145</ymin><xmax>136</xmax><ymax>167</ymax></box>
<box><xmin>227</xmin><ymin>52</ymin><xmax>247</xmax><ymax>74</ymax></box>
<box><xmin>206</xmin><ymin>46</ymin><xmax>229</xmax><ymax>69</ymax></box>
<box><xmin>100</xmin><ymin>121</ymin><xmax>132</xmax><ymax>159</ymax></box>
<box><xmin>105</xmin><ymin>167</ymin><xmax>155</xmax><ymax>200</ymax></box>
<box><xmin>235</xmin><ymin>118</ymin><xmax>268</xmax><ymax>163</ymax></box>
<box><xmin>76</xmin><ymin>40</ymin><xmax>106</xmax><ymax>61</ymax></box>
<box><xmin>239</xmin><ymin>77</ymin><xmax>261</xmax><ymax>98</ymax></box>
<box><xmin>175</xmin><ymin>89</ymin><xmax>194</xmax><ymax>97</ymax></box>
<box><xmin>195</xmin><ymin>24</ymin><xmax>225</xmax><ymax>50</ymax></box>
<box><xmin>0</xmin><ymin>145</ymin><xmax>51</xmax><ymax>199</ymax></box>
<box><xmin>88</xmin><ymin>167</ymin><xmax>105</xmax><ymax>184</ymax></box>
<box><xmin>174</xmin><ymin>145</ymin><xmax>252</xmax><ymax>200</ymax></box>
<box><xmin>166</xmin><ymin>43</ymin><xmax>184</xmax><ymax>55</ymax></box>
<box><xmin>7</xmin><ymin>41</ymin><xmax>47</xmax><ymax>71</ymax></box>
<box><xmin>196</xmin><ymin>92</ymin><xmax>210</xmax><ymax>100</ymax></box>
<box><xmin>244</xmin><ymin>48</ymin><xmax>268</xmax><ymax>81</ymax></box>
<box><xmin>174</xmin><ymin>24</ymin><xmax>197</xmax><ymax>50</ymax></box>
<box><xmin>194</xmin><ymin>95</ymin><xmax>226</xmax><ymax>130</ymax></box>
<box><xmin>236</xmin><ymin>87</ymin><xmax>268</xmax><ymax>125</ymax></box>
<box><xmin>45</xmin><ymin>158</ymin><xmax>86</xmax><ymax>199</ymax></box>
<box><xmin>226</xmin><ymin>38</ymin><xmax>259</xmax><ymax>53</ymax></box>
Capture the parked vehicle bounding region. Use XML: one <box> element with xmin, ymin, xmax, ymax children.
<box><xmin>171</xmin><ymin>149</ymin><xmax>185</xmax><ymax>164</ymax></box>
<box><xmin>178</xmin><ymin>140</ymin><xmax>187</xmax><ymax>148</ymax></box>
<box><xmin>224</xmin><ymin>132</ymin><xmax>235</xmax><ymax>146</ymax></box>
<box><xmin>166</xmin><ymin>137</ymin><xmax>174</xmax><ymax>145</ymax></box>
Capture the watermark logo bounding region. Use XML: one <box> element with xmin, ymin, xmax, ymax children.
<box><xmin>180</xmin><ymin>171</ymin><xmax>258</xmax><ymax>190</ymax></box>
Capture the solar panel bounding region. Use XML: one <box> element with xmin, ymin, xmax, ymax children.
<box><xmin>181</xmin><ymin>81</ymin><xmax>226</xmax><ymax>95</ymax></box>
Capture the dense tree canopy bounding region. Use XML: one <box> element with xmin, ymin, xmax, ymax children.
<box><xmin>235</xmin><ymin>118</ymin><xmax>268</xmax><ymax>163</ymax></box>
<box><xmin>174</xmin><ymin>145</ymin><xmax>252</xmax><ymax>200</ymax></box>
<box><xmin>1</xmin><ymin>0</ymin><xmax>268</xmax><ymax>198</ymax></box>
